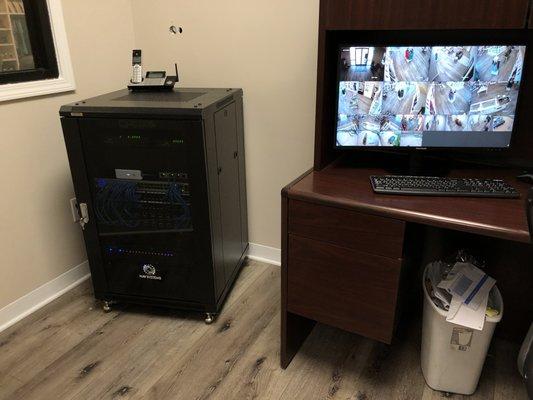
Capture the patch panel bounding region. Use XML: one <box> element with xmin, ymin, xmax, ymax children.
<box><xmin>94</xmin><ymin>178</ymin><xmax>192</xmax><ymax>233</ymax></box>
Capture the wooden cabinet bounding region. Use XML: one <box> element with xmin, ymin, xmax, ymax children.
<box><xmin>285</xmin><ymin>200</ymin><xmax>405</xmax><ymax>344</ymax></box>
<box><xmin>283</xmin><ymin>0</ymin><xmax>533</xmax><ymax>370</ymax></box>
<box><xmin>281</xmin><ymin>191</ymin><xmax>407</xmax><ymax>367</ymax></box>
<box><xmin>320</xmin><ymin>0</ymin><xmax>529</xmax><ymax>30</ymax></box>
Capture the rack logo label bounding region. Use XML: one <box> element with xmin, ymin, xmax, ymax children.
<box><xmin>139</xmin><ymin>264</ymin><xmax>162</xmax><ymax>280</ymax></box>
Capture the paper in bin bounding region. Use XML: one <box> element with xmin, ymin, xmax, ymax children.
<box><xmin>437</xmin><ymin>262</ymin><xmax>496</xmax><ymax>311</ymax></box>
<box><xmin>446</xmin><ymin>290</ymin><xmax>490</xmax><ymax>331</ymax></box>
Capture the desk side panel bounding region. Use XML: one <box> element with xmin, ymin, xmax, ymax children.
<box><xmin>281</xmin><ymin>191</ymin><xmax>316</xmax><ymax>369</ymax></box>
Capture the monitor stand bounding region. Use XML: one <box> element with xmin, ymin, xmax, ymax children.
<box><xmin>341</xmin><ymin>151</ymin><xmax>468</xmax><ymax>176</ymax></box>
<box><xmin>405</xmin><ymin>153</ymin><xmax>452</xmax><ymax>176</ymax></box>
<box><xmin>364</xmin><ymin>152</ymin><xmax>453</xmax><ymax>176</ymax></box>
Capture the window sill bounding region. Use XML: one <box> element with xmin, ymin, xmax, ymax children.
<box><xmin>0</xmin><ymin>75</ymin><xmax>76</xmax><ymax>102</ymax></box>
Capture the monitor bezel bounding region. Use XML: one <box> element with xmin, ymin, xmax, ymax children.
<box><xmin>332</xmin><ymin>29</ymin><xmax>530</xmax><ymax>153</ymax></box>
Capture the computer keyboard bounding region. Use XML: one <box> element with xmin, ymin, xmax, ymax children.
<box><xmin>370</xmin><ymin>175</ymin><xmax>519</xmax><ymax>198</ymax></box>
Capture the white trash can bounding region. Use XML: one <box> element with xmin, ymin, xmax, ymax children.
<box><xmin>421</xmin><ymin>265</ymin><xmax>503</xmax><ymax>395</ymax></box>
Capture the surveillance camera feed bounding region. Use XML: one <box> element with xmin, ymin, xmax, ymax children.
<box><xmin>336</xmin><ymin>45</ymin><xmax>526</xmax><ymax>148</ymax></box>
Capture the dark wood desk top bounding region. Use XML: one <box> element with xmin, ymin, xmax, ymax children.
<box><xmin>285</xmin><ymin>163</ymin><xmax>532</xmax><ymax>244</ymax></box>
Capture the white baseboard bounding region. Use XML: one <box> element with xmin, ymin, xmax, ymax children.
<box><xmin>0</xmin><ymin>243</ymin><xmax>280</xmax><ymax>334</ymax></box>
<box><xmin>0</xmin><ymin>260</ymin><xmax>90</xmax><ymax>333</ymax></box>
<box><xmin>247</xmin><ymin>243</ymin><xmax>281</xmax><ymax>266</ymax></box>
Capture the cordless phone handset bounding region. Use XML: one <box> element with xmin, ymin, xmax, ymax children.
<box><xmin>131</xmin><ymin>49</ymin><xmax>143</xmax><ymax>84</ymax></box>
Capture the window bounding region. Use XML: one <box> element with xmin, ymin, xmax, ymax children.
<box><xmin>0</xmin><ymin>0</ymin><xmax>57</xmax><ymax>83</ymax></box>
<box><xmin>0</xmin><ymin>0</ymin><xmax>75</xmax><ymax>101</ymax></box>
<box><xmin>349</xmin><ymin>47</ymin><xmax>374</xmax><ymax>68</ymax></box>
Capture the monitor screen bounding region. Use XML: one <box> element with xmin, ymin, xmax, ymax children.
<box><xmin>335</xmin><ymin>45</ymin><xmax>527</xmax><ymax>148</ymax></box>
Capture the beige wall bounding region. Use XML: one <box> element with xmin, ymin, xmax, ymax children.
<box><xmin>131</xmin><ymin>0</ymin><xmax>320</xmax><ymax>248</ymax></box>
<box><xmin>0</xmin><ymin>0</ymin><xmax>320</xmax><ymax>309</ymax></box>
<box><xmin>0</xmin><ymin>0</ymin><xmax>135</xmax><ymax>309</ymax></box>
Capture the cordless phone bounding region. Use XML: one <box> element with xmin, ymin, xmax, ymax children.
<box><xmin>131</xmin><ymin>49</ymin><xmax>142</xmax><ymax>84</ymax></box>
<box><xmin>127</xmin><ymin>50</ymin><xmax>179</xmax><ymax>92</ymax></box>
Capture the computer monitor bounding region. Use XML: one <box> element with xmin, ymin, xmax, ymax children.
<box><xmin>335</xmin><ymin>33</ymin><xmax>528</xmax><ymax>150</ymax></box>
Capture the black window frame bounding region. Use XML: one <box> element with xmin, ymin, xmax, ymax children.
<box><xmin>0</xmin><ymin>0</ymin><xmax>59</xmax><ymax>85</ymax></box>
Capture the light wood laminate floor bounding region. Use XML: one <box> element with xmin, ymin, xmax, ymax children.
<box><xmin>0</xmin><ymin>261</ymin><xmax>527</xmax><ymax>400</ymax></box>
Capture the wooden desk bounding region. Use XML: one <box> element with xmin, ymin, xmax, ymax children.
<box><xmin>281</xmin><ymin>163</ymin><xmax>532</xmax><ymax>368</ymax></box>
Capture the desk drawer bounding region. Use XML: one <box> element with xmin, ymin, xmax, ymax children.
<box><xmin>288</xmin><ymin>200</ymin><xmax>404</xmax><ymax>259</ymax></box>
<box><xmin>287</xmin><ymin>234</ymin><xmax>401</xmax><ymax>343</ymax></box>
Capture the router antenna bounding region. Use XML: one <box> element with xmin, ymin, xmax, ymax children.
<box><xmin>175</xmin><ymin>63</ymin><xmax>179</xmax><ymax>82</ymax></box>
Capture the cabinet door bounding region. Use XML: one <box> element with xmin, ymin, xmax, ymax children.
<box><xmin>287</xmin><ymin>234</ymin><xmax>402</xmax><ymax>343</ymax></box>
<box><xmin>215</xmin><ymin>103</ymin><xmax>244</xmax><ymax>282</ymax></box>
<box><xmin>78</xmin><ymin>118</ymin><xmax>214</xmax><ymax>304</ymax></box>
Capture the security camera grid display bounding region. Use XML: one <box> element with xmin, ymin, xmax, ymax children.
<box><xmin>336</xmin><ymin>45</ymin><xmax>526</xmax><ymax>148</ymax></box>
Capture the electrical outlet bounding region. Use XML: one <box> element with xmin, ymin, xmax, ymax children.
<box><xmin>70</xmin><ymin>197</ymin><xmax>80</xmax><ymax>223</ymax></box>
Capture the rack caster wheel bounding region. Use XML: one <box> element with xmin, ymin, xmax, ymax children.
<box><xmin>102</xmin><ymin>301</ymin><xmax>112</xmax><ymax>313</ymax></box>
<box><xmin>205</xmin><ymin>313</ymin><xmax>215</xmax><ymax>324</ymax></box>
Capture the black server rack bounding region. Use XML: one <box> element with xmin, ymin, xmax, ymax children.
<box><xmin>60</xmin><ymin>88</ymin><xmax>248</xmax><ymax>323</ymax></box>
